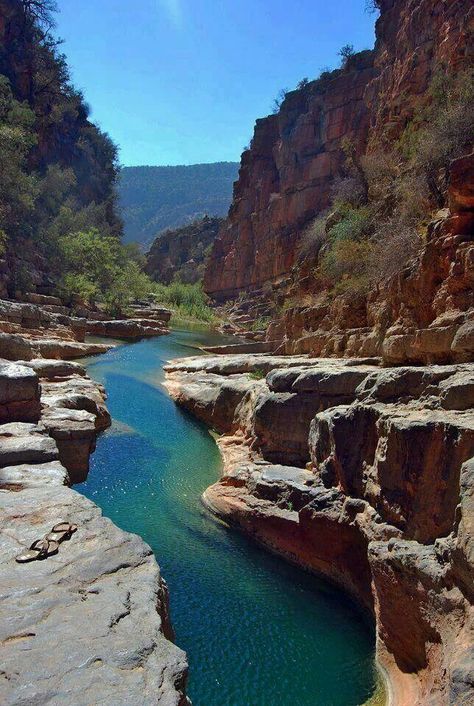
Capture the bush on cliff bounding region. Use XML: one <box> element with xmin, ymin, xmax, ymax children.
<box><xmin>409</xmin><ymin>69</ymin><xmax>474</xmax><ymax>206</ymax></box>
<box><xmin>304</xmin><ymin>68</ymin><xmax>473</xmax><ymax>296</ymax></box>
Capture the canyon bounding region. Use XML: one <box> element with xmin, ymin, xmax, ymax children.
<box><xmin>0</xmin><ymin>0</ymin><xmax>472</xmax><ymax>704</ymax></box>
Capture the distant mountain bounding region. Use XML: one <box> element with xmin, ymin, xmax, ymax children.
<box><xmin>118</xmin><ymin>162</ymin><xmax>239</xmax><ymax>248</ymax></box>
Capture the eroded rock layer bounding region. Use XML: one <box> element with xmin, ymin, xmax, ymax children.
<box><xmin>165</xmin><ymin>353</ymin><xmax>474</xmax><ymax>706</ymax></box>
<box><xmin>0</xmin><ymin>297</ymin><xmax>171</xmax><ymax>361</ymax></box>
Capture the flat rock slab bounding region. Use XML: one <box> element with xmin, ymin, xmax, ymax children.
<box><xmin>0</xmin><ymin>460</ymin><xmax>69</xmax><ymax>488</ymax></box>
<box><xmin>0</xmin><ymin>486</ymin><xmax>189</xmax><ymax>706</ymax></box>
<box><xmin>0</xmin><ymin>360</ymin><xmax>39</xmax><ymax>404</ymax></box>
<box><xmin>19</xmin><ymin>359</ymin><xmax>87</xmax><ymax>380</ymax></box>
<box><xmin>165</xmin><ymin>353</ymin><xmax>313</xmax><ymax>375</ymax></box>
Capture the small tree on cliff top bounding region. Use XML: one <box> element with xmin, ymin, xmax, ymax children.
<box><xmin>365</xmin><ymin>0</ymin><xmax>381</xmax><ymax>13</ymax></box>
<box><xmin>338</xmin><ymin>44</ymin><xmax>355</xmax><ymax>68</ymax></box>
<box><xmin>272</xmin><ymin>88</ymin><xmax>289</xmax><ymax>114</ymax></box>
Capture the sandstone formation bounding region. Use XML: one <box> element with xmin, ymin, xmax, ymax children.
<box><xmin>204</xmin><ymin>47</ymin><xmax>374</xmax><ymax>299</ymax></box>
<box><xmin>165</xmin><ymin>353</ymin><xmax>474</xmax><ymax>706</ymax></box>
<box><xmin>0</xmin><ymin>298</ymin><xmax>112</xmax><ymax>360</ymax></box>
<box><xmin>278</xmin><ymin>163</ymin><xmax>474</xmax><ymax>364</ymax></box>
<box><xmin>0</xmin><ymin>353</ymin><xmax>190</xmax><ymax>704</ymax></box>
<box><xmin>84</xmin><ymin>303</ymin><xmax>172</xmax><ymax>339</ymax></box>
<box><xmin>85</xmin><ymin>317</ymin><xmax>168</xmax><ymax>339</ymax></box>
<box><xmin>146</xmin><ymin>216</ymin><xmax>224</xmax><ymax>284</ymax></box>
<box><xmin>204</xmin><ymin>0</ymin><xmax>474</xmax><ymax>366</ymax></box>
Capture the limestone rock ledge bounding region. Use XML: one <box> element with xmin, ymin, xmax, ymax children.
<box><xmin>1</xmin><ymin>356</ymin><xmax>190</xmax><ymax>705</ymax></box>
<box><xmin>0</xmin><ymin>487</ymin><xmax>189</xmax><ymax>706</ymax></box>
<box><xmin>164</xmin><ymin>353</ymin><xmax>474</xmax><ymax>706</ymax></box>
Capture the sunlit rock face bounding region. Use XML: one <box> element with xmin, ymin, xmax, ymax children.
<box><xmin>204</xmin><ymin>0</ymin><xmax>474</xmax><ymax>365</ymax></box>
<box><xmin>165</xmin><ymin>353</ymin><xmax>474</xmax><ymax>706</ymax></box>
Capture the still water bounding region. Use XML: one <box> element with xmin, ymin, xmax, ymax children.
<box><xmin>79</xmin><ymin>328</ymin><xmax>378</xmax><ymax>706</ymax></box>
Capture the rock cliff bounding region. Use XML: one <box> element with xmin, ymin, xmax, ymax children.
<box><xmin>204</xmin><ymin>0</ymin><xmax>474</xmax><ymax>365</ymax></box>
<box><xmin>165</xmin><ymin>353</ymin><xmax>474</xmax><ymax>706</ymax></box>
<box><xmin>146</xmin><ymin>216</ymin><xmax>223</xmax><ymax>285</ymax></box>
<box><xmin>279</xmin><ymin>169</ymin><xmax>474</xmax><ymax>364</ymax></box>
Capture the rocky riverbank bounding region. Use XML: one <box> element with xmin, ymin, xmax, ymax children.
<box><xmin>0</xmin><ymin>296</ymin><xmax>172</xmax><ymax>360</ymax></box>
<box><xmin>164</xmin><ymin>353</ymin><xmax>474</xmax><ymax>706</ymax></box>
<box><xmin>0</xmin><ymin>305</ymin><xmax>189</xmax><ymax>706</ymax></box>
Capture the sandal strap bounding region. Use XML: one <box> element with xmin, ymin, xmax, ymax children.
<box><xmin>51</xmin><ymin>522</ymin><xmax>71</xmax><ymax>532</ymax></box>
<box><xmin>29</xmin><ymin>539</ymin><xmax>49</xmax><ymax>557</ymax></box>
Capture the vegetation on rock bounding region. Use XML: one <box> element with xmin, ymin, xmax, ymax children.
<box><xmin>0</xmin><ymin>0</ymin><xmax>123</xmax><ymax>299</ymax></box>
<box><xmin>151</xmin><ymin>281</ymin><xmax>217</xmax><ymax>324</ymax></box>
<box><xmin>302</xmin><ymin>69</ymin><xmax>474</xmax><ymax>295</ymax></box>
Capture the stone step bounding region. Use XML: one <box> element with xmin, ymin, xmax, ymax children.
<box><xmin>0</xmin><ymin>423</ymin><xmax>59</xmax><ymax>467</ymax></box>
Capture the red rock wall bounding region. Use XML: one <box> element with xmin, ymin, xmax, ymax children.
<box><xmin>279</xmin><ymin>155</ymin><xmax>474</xmax><ymax>364</ymax></box>
<box><xmin>204</xmin><ymin>0</ymin><xmax>473</xmax><ymax>301</ymax></box>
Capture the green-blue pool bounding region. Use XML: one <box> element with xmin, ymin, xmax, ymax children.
<box><xmin>78</xmin><ymin>328</ymin><xmax>378</xmax><ymax>706</ymax></box>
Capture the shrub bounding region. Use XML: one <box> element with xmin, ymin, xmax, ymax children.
<box><xmin>368</xmin><ymin>222</ymin><xmax>422</xmax><ymax>284</ymax></box>
<box><xmin>320</xmin><ymin>238</ymin><xmax>372</xmax><ymax>291</ymax></box>
<box><xmin>249</xmin><ymin>369</ymin><xmax>265</xmax><ymax>380</ymax></box>
<box><xmin>338</xmin><ymin>44</ymin><xmax>355</xmax><ymax>68</ymax></box>
<box><xmin>151</xmin><ymin>281</ymin><xmax>217</xmax><ymax>323</ymax></box>
<box><xmin>331</xmin><ymin>174</ymin><xmax>366</xmax><ymax>208</ymax></box>
<box><xmin>60</xmin><ymin>273</ymin><xmax>98</xmax><ymax>304</ymax></box>
<box><xmin>327</xmin><ymin>204</ymin><xmax>373</xmax><ymax>243</ymax></box>
<box><xmin>297</xmin><ymin>78</ymin><xmax>310</xmax><ymax>90</ymax></box>
<box><xmin>297</xmin><ymin>216</ymin><xmax>327</xmax><ymax>262</ymax></box>
<box><xmin>0</xmin><ymin>229</ymin><xmax>7</xmax><ymax>256</ymax></box>
<box><xmin>272</xmin><ymin>88</ymin><xmax>289</xmax><ymax>114</ymax></box>
<box><xmin>251</xmin><ymin>316</ymin><xmax>271</xmax><ymax>332</ymax></box>
<box><xmin>415</xmin><ymin>70</ymin><xmax>474</xmax><ymax>205</ymax></box>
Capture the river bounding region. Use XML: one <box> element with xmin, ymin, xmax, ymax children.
<box><xmin>78</xmin><ymin>328</ymin><xmax>378</xmax><ymax>706</ymax></box>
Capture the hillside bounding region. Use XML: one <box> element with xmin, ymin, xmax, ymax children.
<box><xmin>119</xmin><ymin>162</ymin><xmax>239</xmax><ymax>247</ymax></box>
<box><xmin>0</xmin><ymin>0</ymin><xmax>122</xmax><ymax>300</ymax></box>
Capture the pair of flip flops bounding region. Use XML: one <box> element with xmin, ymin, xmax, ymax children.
<box><xmin>15</xmin><ymin>522</ymin><xmax>78</xmax><ymax>563</ymax></box>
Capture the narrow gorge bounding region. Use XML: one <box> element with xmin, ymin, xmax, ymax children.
<box><xmin>0</xmin><ymin>0</ymin><xmax>473</xmax><ymax>704</ymax></box>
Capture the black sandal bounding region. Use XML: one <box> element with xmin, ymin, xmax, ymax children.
<box><xmin>16</xmin><ymin>538</ymin><xmax>59</xmax><ymax>563</ymax></box>
<box><xmin>45</xmin><ymin>521</ymin><xmax>78</xmax><ymax>544</ymax></box>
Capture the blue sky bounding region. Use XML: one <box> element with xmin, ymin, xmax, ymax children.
<box><xmin>56</xmin><ymin>1</ymin><xmax>377</xmax><ymax>167</ymax></box>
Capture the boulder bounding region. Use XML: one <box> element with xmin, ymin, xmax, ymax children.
<box><xmin>0</xmin><ymin>359</ymin><xmax>41</xmax><ymax>422</ymax></box>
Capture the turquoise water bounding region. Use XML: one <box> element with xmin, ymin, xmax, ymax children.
<box><xmin>78</xmin><ymin>329</ymin><xmax>377</xmax><ymax>706</ymax></box>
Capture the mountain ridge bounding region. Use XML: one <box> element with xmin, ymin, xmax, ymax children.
<box><xmin>119</xmin><ymin>161</ymin><xmax>239</xmax><ymax>248</ymax></box>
